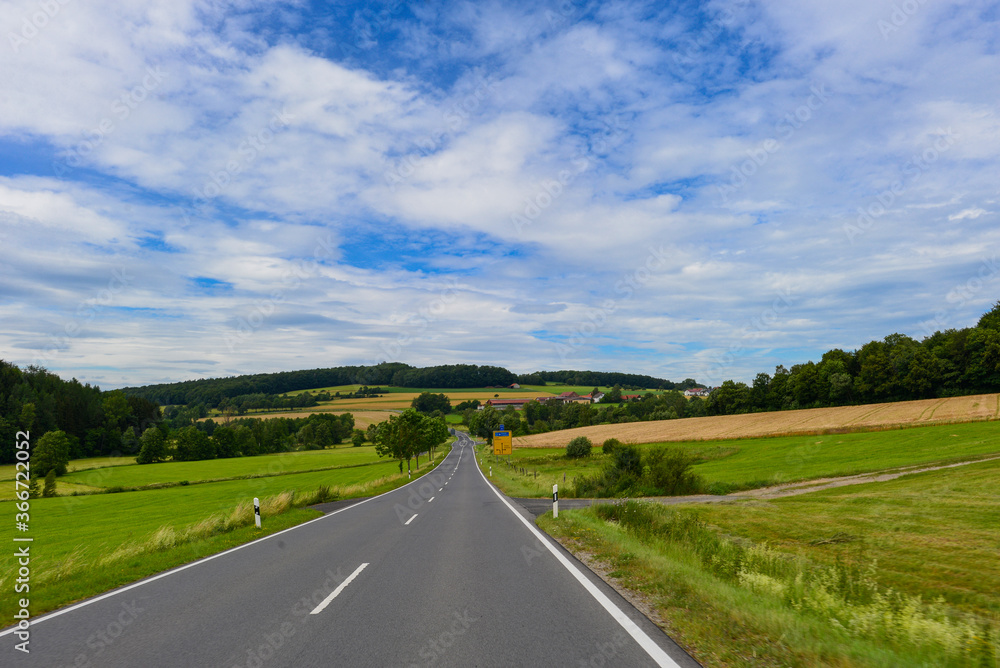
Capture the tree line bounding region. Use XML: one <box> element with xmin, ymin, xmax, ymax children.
<box><xmin>704</xmin><ymin>303</ymin><xmax>1000</xmax><ymax>415</ymax></box>
<box><xmin>0</xmin><ymin>361</ymin><xmax>160</xmax><ymax>464</ymax></box>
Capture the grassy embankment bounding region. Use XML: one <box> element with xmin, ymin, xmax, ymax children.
<box><xmin>538</xmin><ymin>458</ymin><xmax>1000</xmax><ymax>667</ymax></box>
<box><xmin>0</xmin><ymin>444</ymin><xmax>449</xmax><ymax>619</ymax></box>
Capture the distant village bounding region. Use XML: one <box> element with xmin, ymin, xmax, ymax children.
<box><xmin>478</xmin><ymin>385</ymin><xmax>712</xmax><ymax>410</ymax></box>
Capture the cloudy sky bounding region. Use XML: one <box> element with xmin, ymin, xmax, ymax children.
<box><xmin>1</xmin><ymin>0</ymin><xmax>998</xmax><ymax>390</ymax></box>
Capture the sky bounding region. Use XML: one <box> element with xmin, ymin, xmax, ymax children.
<box><xmin>1</xmin><ymin>0</ymin><xmax>998</xmax><ymax>390</ymax></box>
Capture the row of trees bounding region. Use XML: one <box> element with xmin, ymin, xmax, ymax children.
<box><xmin>463</xmin><ymin>392</ymin><xmax>709</xmax><ymax>441</ymax></box>
<box><xmin>371</xmin><ymin>409</ymin><xmax>450</xmax><ymax>472</ymax></box>
<box><xmin>516</xmin><ymin>370</ymin><xmax>685</xmax><ymax>390</ymax></box>
<box><xmin>705</xmin><ymin>304</ymin><xmax>1000</xmax><ymax>415</ymax></box>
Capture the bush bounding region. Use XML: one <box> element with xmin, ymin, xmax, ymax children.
<box><xmin>566</xmin><ymin>436</ymin><xmax>592</xmax><ymax>458</ymax></box>
<box><xmin>602</xmin><ymin>438</ymin><xmax>622</xmax><ymax>455</ymax></box>
<box><xmin>644</xmin><ymin>447</ymin><xmax>703</xmax><ymax>495</ymax></box>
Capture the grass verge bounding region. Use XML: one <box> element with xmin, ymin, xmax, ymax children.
<box><xmin>538</xmin><ymin>503</ymin><xmax>999</xmax><ymax>667</ymax></box>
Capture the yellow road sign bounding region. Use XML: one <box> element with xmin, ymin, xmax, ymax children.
<box><xmin>492</xmin><ymin>430</ymin><xmax>512</xmax><ymax>455</ymax></box>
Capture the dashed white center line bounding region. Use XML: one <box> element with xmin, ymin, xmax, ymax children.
<box><xmin>310</xmin><ymin>563</ymin><xmax>368</xmax><ymax>615</ymax></box>
<box><xmin>438</xmin><ymin>488</ymin><xmax>443</xmax><ymax>492</ymax></box>
<box><xmin>405</xmin><ymin>514</ymin><xmax>417</xmax><ymax>525</ymax></box>
<box><xmin>428</xmin><ymin>497</ymin><xmax>435</xmax><ymax>503</ymax></box>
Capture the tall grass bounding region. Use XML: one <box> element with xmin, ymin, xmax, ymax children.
<box><xmin>596</xmin><ymin>500</ymin><xmax>998</xmax><ymax>665</ymax></box>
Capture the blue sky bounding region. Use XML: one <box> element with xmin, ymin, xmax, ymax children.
<box><xmin>1</xmin><ymin>0</ymin><xmax>998</xmax><ymax>389</ymax></box>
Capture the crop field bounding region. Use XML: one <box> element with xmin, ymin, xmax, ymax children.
<box><xmin>514</xmin><ymin>393</ymin><xmax>1000</xmax><ymax>447</ymax></box>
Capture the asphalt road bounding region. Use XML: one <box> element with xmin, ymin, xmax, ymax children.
<box><xmin>3</xmin><ymin>433</ymin><xmax>699</xmax><ymax>667</ymax></box>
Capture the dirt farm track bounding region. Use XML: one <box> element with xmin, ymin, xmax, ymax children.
<box><xmin>513</xmin><ymin>393</ymin><xmax>1000</xmax><ymax>447</ymax></box>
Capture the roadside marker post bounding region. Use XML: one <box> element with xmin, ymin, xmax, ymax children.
<box><xmin>253</xmin><ymin>497</ymin><xmax>261</xmax><ymax>528</ymax></box>
<box><xmin>553</xmin><ymin>484</ymin><xmax>558</xmax><ymax>519</ymax></box>
<box><xmin>489</xmin><ymin>466</ymin><xmax>492</xmax><ymax>477</ymax></box>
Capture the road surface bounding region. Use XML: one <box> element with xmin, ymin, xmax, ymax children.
<box><xmin>3</xmin><ymin>433</ymin><xmax>699</xmax><ymax>667</ymax></box>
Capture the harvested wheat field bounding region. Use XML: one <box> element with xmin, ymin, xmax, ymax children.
<box><xmin>513</xmin><ymin>393</ymin><xmax>1000</xmax><ymax>447</ymax></box>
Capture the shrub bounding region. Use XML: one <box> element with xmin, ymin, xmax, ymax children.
<box><xmin>644</xmin><ymin>447</ymin><xmax>703</xmax><ymax>495</ymax></box>
<box><xmin>602</xmin><ymin>438</ymin><xmax>622</xmax><ymax>455</ymax></box>
<box><xmin>566</xmin><ymin>436</ymin><xmax>593</xmax><ymax>458</ymax></box>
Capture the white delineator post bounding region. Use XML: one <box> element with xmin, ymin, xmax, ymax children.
<box><xmin>253</xmin><ymin>497</ymin><xmax>261</xmax><ymax>528</ymax></box>
<box><xmin>553</xmin><ymin>484</ymin><xmax>558</xmax><ymax>519</ymax></box>
<box><xmin>489</xmin><ymin>466</ymin><xmax>492</xmax><ymax>477</ymax></box>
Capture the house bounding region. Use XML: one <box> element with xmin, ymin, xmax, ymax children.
<box><xmin>683</xmin><ymin>387</ymin><xmax>710</xmax><ymax>397</ymax></box>
<box><xmin>621</xmin><ymin>394</ymin><xmax>641</xmax><ymax>402</ymax></box>
<box><xmin>590</xmin><ymin>392</ymin><xmax>605</xmax><ymax>403</ymax></box>
<box><xmin>509</xmin><ymin>383</ymin><xmax>520</xmax><ymax>389</ymax></box>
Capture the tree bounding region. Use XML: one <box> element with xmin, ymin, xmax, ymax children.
<box><xmin>411</xmin><ymin>392</ymin><xmax>451</xmax><ymax>414</ymax></box>
<box><xmin>373</xmin><ymin>409</ymin><xmax>425</xmax><ymax>471</ymax></box>
<box><xmin>351</xmin><ymin>429</ymin><xmax>366</xmax><ymax>447</ymax></box>
<box><xmin>421</xmin><ymin>417</ymin><xmax>450</xmax><ymax>463</ymax></box>
<box><xmin>977</xmin><ymin>301</ymin><xmax>1000</xmax><ymax>331</ymax></box>
<box><xmin>136</xmin><ymin>426</ymin><xmax>168</xmax><ymax>464</ymax></box>
<box><xmin>33</xmin><ymin>430</ymin><xmax>71</xmax><ymax>477</ymax></box>
<box><xmin>42</xmin><ymin>469</ymin><xmax>57</xmax><ymax>497</ymax></box>
<box><xmin>469</xmin><ymin>405</ymin><xmax>502</xmax><ymax>445</ymax></box>
<box><xmin>174</xmin><ymin>425</ymin><xmax>214</xmax><ymax>461</ymax></box>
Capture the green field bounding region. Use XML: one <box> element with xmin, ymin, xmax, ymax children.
<box><xmin>539</xmin><ymin>457</ymin><xmax>1000</xmax><ymax>667</ymax></box>
<box><xmin>483</xmin><ymin>420</ymin><xmax>1000</xmax><ymax>498</ymax></box>
<box><xmin>0</xmin><ymin>445</ymin><xmax>449</xmax><ymax>618</ymax></box>
<box><xmin>56</xmin><ymin>446</ymin><xmax>387</xmax><ymax>489</ymax></box>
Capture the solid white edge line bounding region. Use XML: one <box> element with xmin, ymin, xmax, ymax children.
<box><xmin>0</xmin><ymin>446</ymin><xmax>460</xmax><ymax>637</ymax></box>
<box><xmin>473</xmin><ymin>451</ymin><xmax>682</xmax><ymax>668</ymax></box>
<box><xmin>309</xmin><ymin>562</ymin><xmax>368</xmax><ymax>615</ymax></box>
<box><xmin>404</xmin><ymin>513</ymin><xmax>417</xmax><ymax>525</ymax></box>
